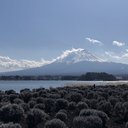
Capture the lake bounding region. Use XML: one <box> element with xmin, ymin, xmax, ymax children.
<box><xmin>0</xmin><ymin>80</ymin><xmax>128</xmax><ymax>93</ymax></box>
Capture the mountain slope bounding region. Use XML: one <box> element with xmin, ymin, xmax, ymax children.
<box><xmin>0</xmin><ymin>48</ymin><xmax>128</xmax><ymax>76</ymax></box>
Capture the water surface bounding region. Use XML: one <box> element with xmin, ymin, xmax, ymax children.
<box><xmin>0</xmin><ymin>80</ymin><xmax>128</xmax><ymax>93</ymax></box>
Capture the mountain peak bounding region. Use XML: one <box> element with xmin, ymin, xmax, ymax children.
<box><xmin>53</xmin><ymin>48</ymin><xmax>108</xmax><ymax>64</ymax></box>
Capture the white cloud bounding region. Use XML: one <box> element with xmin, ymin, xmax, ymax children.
<box><xmin>113</xmin><ymin>41</ymin><xmax>125</xmax><ymax>46</ymax></box>
<box><xmin>53</xmin><ymin>48</ymin><xmax>84</xmax><ymax>62</ymax></box>
<box><xmin>86</xmin><ymin>38</ymin><xmax>103</xmax><ymax>46</ymax></box>
<box><xmin>122</xmin><ymin>53</ymin><xmax>128</xmax><ymax>58</ymax></box>
<box><xmin>126</xmin><ymin>49</ymin><xmax>128</xmax><ymax>52</ymax></box>
<box><xmin>105</xmin><ymin>51</ymin><xmax>122</xmax><ymax>60</ymax></box>
<box><xmin>0</xmin><ymin>56</ymin><xmax>52</xmax><ymax>70</ymax></box>
<box><xmin>0</xmin><ymin>48</ymin><xmax>85</xmax><ymax>71</ymax></box>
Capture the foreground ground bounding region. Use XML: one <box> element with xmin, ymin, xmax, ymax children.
<box><xmin>0</xmin><ymin>84</ymin><xmax>128</xmax><ymax>128</ymax></box>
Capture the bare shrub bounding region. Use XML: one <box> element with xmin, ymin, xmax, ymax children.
<box><xmin>109</xmin><ymin>97</ymin><xmax>118</xmax><ymax>107</ymax></box>
<box><xmin>19</xmin><ymin>103</ymin><xmax>30</xmax><ymax>112</ymax></box>
<box><xmin>126</xmin><ymin>122</ymin><xmax>128</xmax><ymax>128</ymax></box>
<box><xmin>20</xmin><ymin>92</ymin><xmax>32</xmax><ymax>103</ymax></box>
<box><xmin>9</xmin><ymin>94</ymin><xmax>19</xmax><ymax>103</ymax></box>
<box><xmin>14</xmin><ymin>98</ymin><xmax>24</xmax><ymax>104</ymax></box>
<box><xmin>35</xmin><ymin>97</ymin><xmax>44</xmax><ymax>103</ymax></box>
<box><xmin>27</xmin><ymin>108</ymin><xmax>49</xmax><ymax>128</ymax></box>
<box><xmin>5</xmin><ymin>90</ymin><xmax>16</xmax><ymax>95</ymax></box>
<box><xmin>87</xmin><ymin>92</ymin><xmax>98</xmax><ymax>100</ymax></box>
<box><xmin>56</xmin><ymin>99</ymin><xmax>68</xmax><ymax>110</ymax></box>
<box><xmin>28</xmin><ymin>101</ymin><xmax>36</xmax><ymax>108</ymax></box>
<box><xmin>114</xmin><ymin>102</ymin><xmax>125</xmax><ymax>120</ymax></box>
<box><xmin>55</xmin><ymin>112</ymin><xmax>67</xmax><ymax>122</ymax></box>
<box><xmin>73</xmin><ymin>115</ymin><xmax>103</xmax><ymax>128</ymax></box>
<box><xmin>44</xmin><ymin>98</ymin><xmax>55</xmax><ymax>112</ymax></box>
<box><xmin>68</xmin><ymin>102</ymin><xmax>76</xmax><ymax>110</ymax></box>
<box><xmin>76</xmin><ymin>102</ymin><xmax>89</xmax><ymax>110</ymax></box>
<box><xmin>34</xmin><ymin>103</ymin><xmax>45</xmax><ymax>110</ymax></box>
<box><xmin>44</xmin><ymin>119</ymin><xmax>67</xmax><ymax>128</ymax></box>
<box><xmin>0</xmin><ymin>104</ymin><xmax>24</xmax><ymax>123</ymax></box>
<box><xmin>79</xmin><ymin>109</ymin><xmax>109</xmax><ymax>126</ymax></box>
<box><xmin>70</xmin><ymin>92</ymin><xmax>82</xmax><ymax>103</ymax></box>
<box><xmin>97</xmin><ymin>101</ymin><xmax>112</xmax><ymax>116</ymax></box>
<box><xmin>58</xmin><ymin>109</ymin><xmax>67</xmax><ymax>115</ymax></box>
<box><xmin>90</xmin><ymin>99</ymin><xmax>97</xmax><ymax>109</ymax></box>
<box><xmin>0</xmin><ymin>122</ymin><xmax>22</xmax><ymax>128</ymax></box>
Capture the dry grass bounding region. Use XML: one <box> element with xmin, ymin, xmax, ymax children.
<box><xmin>62</xmin><ymin>81</ymin><xmax>128</xmax><ymax>87</ymax></box>
<box><xmin>106</xmin><ymin>81</ymin><xmax>128</xmax><ymax>86</ymax></box>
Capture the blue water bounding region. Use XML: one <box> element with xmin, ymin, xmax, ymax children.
<box><xmin>0</xmin><ymin>80</ymin><xmax>128</xmax><ymax>93</ymax></box>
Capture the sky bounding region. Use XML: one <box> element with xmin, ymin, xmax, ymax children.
<box><xmin>0</xmin><ymin>0</ymin><xmax>128</xmax><ymax>72</ymax></box>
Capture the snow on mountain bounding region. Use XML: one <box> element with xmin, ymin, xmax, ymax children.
<box><xmin>53</xmin><ymin>48</ymin><xmax>108</xmax><ymax>64</ymax></box>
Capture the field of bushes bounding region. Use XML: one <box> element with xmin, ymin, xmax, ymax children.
<box><xmin>0</xmin><ymin>84</ymin><xmax>128</xmax><ymax>128</ymax></box>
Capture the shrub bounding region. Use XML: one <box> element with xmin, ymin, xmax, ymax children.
<box><xmin>27</xmin><ymin>108</ymin><xmax>49</xmax><ymax>128</ymax></box>
<box><xmin>73</xmin><ymin>115</ymin><xmax>103</xmax><ymax>128</ymax></box>
<box><xmin>97</xmin><ymin>101</ymin><xmax>112</xmax><ymax>116</ymax></box>
<box><xmin>5</xmin><ymin>90</ymin><xmax>16</xmax><ymax>95</ymax></box>
<box><xmin>28</xmin><ymin>101</ymin><xmax>37</xmax><ymax>108</ymax></box>
<box><xmin>109</xmin><ymin>97</ymin><xmax>118</xmax><ymax>107</ymax></box>
<box><xmin>0</xmin><ymin>122</ymin><xmax>22</xmax><ymax>128</ymax></box>
<box><xmin>58</xmin><ymin>90</ymin><xmax>68</xmax><ymax>98</ymax></box>
<box><xmin>35</xmin><ymin>97</ymin><xmax>44</xmax><ymax>103</ymax></box>
<box><xmin>114</xmin><ymin>102</ymin><xmax>125</xmax><ymax>120</ymax></box>
<box><xmin>34</xmin><ymin>103</ymin><xmax>45</xmax><ymax>110</ymax></box>
<box><xmin>49</xmin><ymin>94</ymin><xmax>61</xmax><ymax>99</ymax></box>
<box><xmin>14</xmin><ymin>98</ymin><xmax>24</xmax><ymax>104</ymax></box>
<box><xmin>44</xmin><ymin>98</ymin><xmax>55</xmax><ymax>112</ymax></box>
<box><xmin>58</xmin><ymin>109</ymin><xmax>67</xmax><ymax>115</ymax></box>
<box><xmin>76</xmin><ymin>102</ymin><xmax>89</xmax><ymax>110</ymax></box>
<box><xmin>0</xmin><ymin>104</ymin><xmax>24</xmax><ymax>123</ymax></box>
<box><xmin>41</xmin><ymin>94</ymin><xmax>49</xmax><ymax>98</ymax></box>
<box><xmin>20</xmin><ymin>88</ymin><xmax>31</xmax><ymax>93</ymax></box>
<box><xmin>87</xmin><ymin>92</ymin><xmax>98</xmax><ymax>100</ymax></box>
<box><xmin>97</xmin><ymin>97</ymin><xmax>105</xmax><ymax>102</ymax></box>
<box><xmin>56</xmin><ymin>99</ymin><xmax>68</xmax><ymax>110</ymax></box>
<box><xmin>32</xmin><ymin>92</ymin><xmax>39</xmax><ymax>98</ymax></box>
<box><xmin>98</xmin><ymin>92</ymin><xmax>108</xmax><ymax>99</ymax></box>
<box><xmin>122</xmin><ymin>91</ymin><xmax>128</xmax><ymax>101</ymax></box>
<box><xmin>19</xmin><ymin>103</ymin><xmax>30</xmax><ymax>112</ymax></box>
<box><xmin>122</xmin><ymin>102</ymin><xmax>128</xmax><ymax>121</ymax></box>
<box><xmin>68</xmin><ymin>102</ymin><xmax>76</xmax><ymax>110</ymax></box>
<box><xmin>0</xmin><ymin>102</ymin><xmax>9</xmax><ymax>108</ymax></box>
<box><xmin>1</xmin><ymin>96</ymin><xmax>10</xmax><ymax>102</ymax></box>
<box><xmin>81</xmin><ymin>98</ymin><xmax>91</xmax><ymax>107</ymax></box>
<box><xmin>70</xmin><ymin>92</ymin><xmax>82</xmax><ymax>103</ymax></box>
<box><xmin>126</xmin><ymin>122</ymin><xmax>128</xmax><ymax>128</ymax></box>
<box><xmin>55</xmin><ymin>112</ymin><xmax>67</xmax><ymax>122</ymax></box>
<box><xmin>9</xmin><ymin>94</ymin><xmax>19</xmax><ymax>103</ymax></box>
<box><xmin>90</xmin><ymin>99</ymin><xmax>97</xmax><ymax>109</ymax></box>
<box><xmin>20</xmin><ymin>92</ymin><xmax>32</xmax><ymax>103</ymax></box>
<box><xmin>39</xmin><ymin>90</ymin><xmax>47</xmax><ymax>96</ymax></box>
<box><xmin>79</xmin><ymin>109</ymin><xmax>109</xmax><ymax>126</ymax></box>
<box><xmin>44</xmin><ymin>119</ymin><xmax>67</xmax><ymax>128</ymax></box>
<box><xmin>35</xmin><ymin>87</ymin><xmax>45</xmax><ymax>92</ymax></box>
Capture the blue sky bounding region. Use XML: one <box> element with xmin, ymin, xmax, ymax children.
<box><xmin>0</xmin><ymin>0</ymin><xmax>128</xmax><ymax>72</ymax></box>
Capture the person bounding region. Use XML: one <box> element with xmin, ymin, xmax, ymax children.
<box><xmin>93</xmin><ymin>84</ymin><xmax>95</xmax><ymax>89</ymax></box>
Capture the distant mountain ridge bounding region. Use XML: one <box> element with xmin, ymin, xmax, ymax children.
<box><xmin>0</xmin><ymin>48</ymin><xmax>128</xmax><ymax>76</ymax></box>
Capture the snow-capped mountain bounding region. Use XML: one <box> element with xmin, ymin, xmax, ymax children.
<box><xmin>54</xmin><ymin>48</ymin><xmax>108</xmax><ymax>64</ymax></box>
<box><xmin>0</xmin><ymin>48</ymin><xmax>128</xmax><ymax>76</ymax></box>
